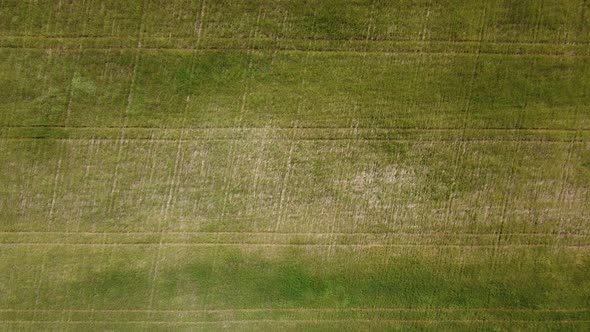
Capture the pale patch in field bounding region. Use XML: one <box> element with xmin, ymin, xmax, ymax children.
<box><xmin>71</xmin><ymin>72</ymin><xmax>97</xmax><ymax>94</ymax></box>
<box><xmin>350</xmin><ymin>165</ymin><xmax>417</xmax><ymax>192</ymax></box>
<box><xmin>338</xmin><ymin>164</ymin><xmax>421</xmax><ymax>222</ymax></box>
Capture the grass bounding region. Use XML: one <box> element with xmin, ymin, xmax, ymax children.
<box><xmin>1</xmin><ymin>0</ymin><xmax>590</xmax><ymax>330</ymax></box>
<box><xmin>2</xmin><ymin>246</ymin><xmax>589</xmax><ymax>309</ymax></box>
<box><xmin>2</xmin><ymin>50</ymin><xmax>589</xmax><ymax>128</ymax></box>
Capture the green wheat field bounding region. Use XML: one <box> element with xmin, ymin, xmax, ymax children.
<box><xmin>1</xmin><ymin>1</ymin><xmax>590</xmax><ymax>331</ymax></box>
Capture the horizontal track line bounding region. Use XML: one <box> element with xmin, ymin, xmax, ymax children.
<box><xmin>1</xmin><ymin>319</ymin><xmax>588</xmax><ymax>325</ymax></box>
<box><xmin>0</xmin><ymin>243</ymin><xmax>587</xmax><ymax>248</ymax></box>
<box><xmin>1</xmin><ymin>308</ymin><xmax>587</xmax><ymax>313</ymax></box>
<box><xmin>0</xmin><ymin>35</ymin><xmax>587</xmax><ymax>49</ymax></box>
<box><xmin>2</xmin><ymin>125</ymin><xmax>586</xmax><ymax>132</ymax></box>
<box><xmin>0</xmin><ymin>45</ymin><xmax>586</xmax><ymax>57</ymax></box>
<box><xmin>2</xmin><ymin>138</ymin><xmax>585</xmax><ymax>143</ymax></box>
<box><xmin>2</xmin><ymin>35</ymin><xmax>588</xmax><ymax>47</ymax></box>
<box><xmin>1</xmin><ymin>231</ymin><xmax>588</xmax><ymax>237</ymax></box>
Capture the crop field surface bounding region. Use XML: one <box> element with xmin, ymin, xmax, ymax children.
<box><xmin>0</xmin><ymin>0</ymin><xmax>589</xmax><ymax>331</ymax></box>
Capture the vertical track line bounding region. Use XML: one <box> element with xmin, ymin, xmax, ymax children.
<box><xmin>421</xmin><ymin>0</ymin><xmax>433</xmax><ymax>41</ymax></box>
<box><xmin>47</xmin><ymin>156</ymin><xmax>62</xmax><ymax>229</ymax></box>
<box><xmin>148</xmin><ymin>0</ymin><xmax>208</xmax><ymax>312</ymax></box>
<box><xmin>488</xmin><ymin>1</ymin><xmax>544</xmax><ymax>304</ymax></box>
<box><xmin>363</xmin><ymin>0</ymin><xmax>376</xmax><ymax>55</ymax></box>
<box><xmin>532</xmin><ymin>0</ymin><xmax>545</xmax><ymax>43</ymax></box>
<box><xmin>556</xmin><ymin>136</ymin><xmax>576</xmax><ymax>238</ymax></box>
<box><xmin>442</xmin><ymin>3</ymin><xmax>487</xmax><ymax>230</ymax></box>
<box><xmin>74</xmin><ymin>138</ymin><xmax>98</xmax><ymax>232</ymax></box>
<box><xmin>249</xmin><ymin>126</ymin><xmax>270</xmax><ymax>224</ymax></box>
<box><xmin>148</xmin><ymin>96</ymin><xmax>191</xmax><ymax>310</ymax></box>
<box><xmin>236</xmin><ymin>8</ymin><xmax>263</xmax><ymax>126</ymax></box>
<box><xmin>554</xmin><ymin>0</ymin><xmax>589</xmax><ymax>239</ymax></box>
<box><xmin>495</xmin><ymin>154</ymin><xmax>517</xmax><ymax>249</ymax></box>
<box><xmin>107</xmin><ymin>0</ymin><xmax>146</xmax><ymax>214</ymax></box>
<box><xmin>274</xmin><ymin>141</ymin><xmax>295</xmax><ymax>236</ymax></box>
<box><xmin>271</xmin><ymin>8</ymin><xmax>289</xmax><ymax>65</ymax></box>
<box><xmin>31</xmin><ymin>256</ymin><xmax>47</xmax><ymax>321</ymax></box>
<box><xmin>194</xmin><ymin>0</ymin><xmax>207</xmax><ymax>40</ymax></box>
<box><xmin>63</xmin><ymin>50</ymin><xmax>83</xmax><ymax>127</ymax></box>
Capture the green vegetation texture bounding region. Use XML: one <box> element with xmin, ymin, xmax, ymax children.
<box><xmin>0</xmin><ymin>0</ymin><xmax>590</xmax><ymax>331</ymax></box>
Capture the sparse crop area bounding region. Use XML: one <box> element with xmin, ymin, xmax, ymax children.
<box><xmin>1</xmin><ymin>0</ymin><xmax>590</xmax><ymax>331</ymax></box>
